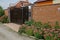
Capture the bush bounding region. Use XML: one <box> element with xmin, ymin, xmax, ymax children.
<box><xmin>0</xmin><ymin>16</ymin><xmax>9</xmax><ymax>23</ymax></box>
<box><xmin>57</xmin><ymin>38</ymin><xmax>60</xmax><ymax>40</ymax></box>
<box><xmin>25</xmin><ymin>29</ymin><xmax>33</xmax><ymax>36</ymax></box>
<box><xmin>33</xmin><ymin>22</ymin><xmax>42</xmax><ymax>29</ymax></box>
<box><xmin>18</xmin><ymin>26</ymin><xmax>26</xmax><ymax>34</ymax></box>
<box><xmin>34</xmin><ymin>32</ymin><xmax>44</xmax><ymax>39</ymax></box>
<box><xmin>18</xmin><ymin>21</ymin><xmax>60</xmax><ymax>40</ymax></box>
<box><xmin>0</xmin><ymin>13</ymin><xmax>4</xmax><ymax>17</ymax></box>
<box><xmin>45</xmin><ymin>36</ymin><xmax>51</xmax><ymax>40</ymax></box>
<box><xmin>0</xmin><ymin>6</ymin><xmax>4</xmax><ymax>17</ymax></box>
<box><xmin>25</xmin><ymin>20</ymin><xmax>34</xmax><ymax>26</ymax></box>
<box><xmin>54</xmin><ymin>21</ymin><xmax>60</xmax><ymax>29</ymax></box>
<box><xmin>43</xmin><ymin>22</ymin><xmax>51</xmax><ymax>29</ymax></box>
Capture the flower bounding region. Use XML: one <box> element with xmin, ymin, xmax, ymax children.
<box><xmin>49</xmin><ymin>30</ymin><xmax>54</xmax><ymax>32</ymax></box>
<box><xmin>54</xmin><ymin>31</ymin><xmax>59</xmax><ymax>34</ymax></box>
<box><xmin>44</xmin><ymin>31</ymin><xmax>48</xmax><ymax>34</ymax></box>
<box><xmin>34</xmin><ymin>29</ymin><xmax>38</xmax><ymax>33</ymax></box>
<box><xmin>43</xmin><ymin>28</ymin><xmax>47</xmax><ymax>31</ymax></box>
<box><xmin>49</xmin><ymin>33</ymin><xmax>53</xmax><ymax>37</ymax></box>
<box><xmin>46</xmin><ymin>29</ymin><xmax>50</xmax><ymax>31</ymax></box>
<box><xmin>44</xmin><ymin>34</ymin><xmax>46</xmax><ymax>38</ymax></box>
<box><xmin>39</xmin><ymin>32</ymin><xmax>42</xmax><ymax>34</ymax></box>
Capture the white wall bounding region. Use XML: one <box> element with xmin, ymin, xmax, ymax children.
<box><xmin>53</xmin><ymin>0</ymin><xmax>60</xmax><ymax>4</ymax></box>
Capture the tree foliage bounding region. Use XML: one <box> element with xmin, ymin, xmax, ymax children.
<box><xmin>0</xmin><ymin>6</ymin><xmax>4</xmax><ymax>17</ymax></box>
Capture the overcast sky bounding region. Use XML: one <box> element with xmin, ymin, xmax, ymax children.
<box><xmin>0</xmin><ymin>0</ymin><xmax>37</xmax><ymax>9</ymax></box>
<box><xmin>0</xmin><ymin>0</ymin><xmax>60</xmax><ymax>9</ymax></box>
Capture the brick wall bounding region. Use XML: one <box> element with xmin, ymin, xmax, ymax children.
<box><xmin>32</xmin><ymin>4</ymin><xmax>60</xmax><ymax>25</ymax></box>
<box><xmin>4</xmin><ymin>9</ymin><xmax>9</xmax><ymax>16</ymax></box>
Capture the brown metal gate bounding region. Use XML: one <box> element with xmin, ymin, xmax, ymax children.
<box><xmin>10</xmin><ymin>6</ymin><xmax>29</xmax><ymax>24</ymax></box>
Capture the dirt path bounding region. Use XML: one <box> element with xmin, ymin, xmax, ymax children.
<box><xmin>0</xmin><ymin>24</ymin><xmax>34</xmax><ymax>40</ymax></box>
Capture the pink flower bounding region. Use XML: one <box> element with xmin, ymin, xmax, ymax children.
<box><xmin>44</xmin><ymin>34</ymin><xmax>46</xmax><ymax>38</ymax></box>
<box><xmin>57</xmin><ymin>29</ymin><xmax>60</xmax><ymax>31</ymax></box>
<box><xmin>58</xmin><ymin>36</ymin><xmax>60</xmax><ymax>38</ymax></box>
<box><xmin>54</xmin><ymin>31</ymin><xmax>59</xmax><ymax>34</ymax></box>
<box><xmin>50</xmin><ymin>30</ymin><xmax>54</xmax><ymax>32</ymax></box>
<box><xmin>34</xmin><ymin>29</ymin><xmax>38</xmax><ymax>33</ymax></box>
<box><xmin>52</xmin><ymin>28</ymin><xmax>55</xmax><ymax>31</ymax></box>
<box><xmin>46</xmin><ymin>29</ymin><xmax>50</xmax><ymax>31</ymax></box>
<box><xmin>44</xmin><ymin>31</ymin><xmax>48</xmax><ymax>34</ymax></box>
<box><xmin>49</xmin><ymin>33</ymin><xmax>53</xmax><ymax>37</ymax></box>
<box><xmin>43</xmin><ymin>28</ymin><xmax>47</xmax><ymax>31</ymax></box>
<box><xmin>39</xmin><ymin>32</ymin><xmax>42</xmax><ymax>34</ymax></box>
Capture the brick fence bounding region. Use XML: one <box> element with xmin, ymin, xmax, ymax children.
<box><xmin>32</xmin><ymin>4</ymin><xmax>60</xmax><ymax>25</ymax></box>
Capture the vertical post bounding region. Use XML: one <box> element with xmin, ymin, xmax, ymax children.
<box><xmin>30</xmin><ymin>4</ymin><xmax>33</xmax><ymax>20</ymax></box>
<box><xmin>21</xmin><ymin>2</ymin><xmax>23</xmax><ymax>24</ymax></box>
<box><xmin>8</xmin><ymin>8</ymin><xmax>11</xmax><ymax>22</ymax></box>
<box><xmin>22</xmin><ymin>7</ymin><xmax>23</xmax><ymax>24</ymax></box>
<box><xmin>28</xmin><ymin>5</ymin><xmax>32</xmax><ymax>21</ymax></box>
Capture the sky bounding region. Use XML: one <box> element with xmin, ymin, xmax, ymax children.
<box><xmin>0</xmin><ymin>0</ymin><xmax>60</xmax><ymax>9</ymax></box>
<box><xmin>0</xmin><ymin>0</ymin><xmax>37</xmax><ymax>9</ymax></box>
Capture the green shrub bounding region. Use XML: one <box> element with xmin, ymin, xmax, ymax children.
<box><xmin>25</xmin><ymin>20</ymin><xmax>34</xmax><ymax>26</ymax></box>
<box><xmin>0</xmin><ymin>13</ymin><xmax>4</xmax><ymax>17</ymax></box>
<box><xmin>0</xmin><ymin>16</ymin><xmax>9</xmax><ymax>23</ymax></box>
<box><xmin>34</xmin><ymin>32</ymin><xmax>44</xmax><ymax>39</ymax></box>
<box><xmin>45</xmin><ymin>36</ymin><xmax>51</xmax><ymax>40</ymax></box>
<box><xmin>18</xmin><ymin>21</ymin><xmax>60</xmax><ymax>40</ymax></box>
<box><xmin>43</xmin><ymin>22</ymin><xmax>51</xmax><ymax>29</ymax></box>
<box><xmin>18</xmin><ymin>26</ymin><xmax>26</xmax><ymax>34</ymax></box>
<box><xmin>0</xmin><ymin>6</ymin><xmax>4</xmax><ymax>17</ymax></box>
<box><xmin>54</xmin><ymin>21</ymin><xmax>60</xmax><ymax>29</ymax></box>
<box><xmin>33</xmin><ymin>22</ymin><xmax>42</xmax><ymax>29</ymax></box>
<box><xmin>57</xmin><ymin>38</ymin><xmax>60</xmax><ymax>40</ymax></box>
<box><xmin>25</xmin><ymin>29</ymin><xmax>33</xmax><ymax>36</ymax></box>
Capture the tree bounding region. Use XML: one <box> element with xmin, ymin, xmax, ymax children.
<box><xmin>0</xmin><ymin>6</ymin><xmax>4</xmax><ymax>17</ymax></box>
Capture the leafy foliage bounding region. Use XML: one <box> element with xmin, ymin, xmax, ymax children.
<box><xmin>54</xmin><ymin>21</ymin><xmax>60</xmax><ymax>29</ymax></box>
<box><xmin>18</xmin><ymin>21</ymin><xmax>60</xmax><ymax>40</ymax></box>
<box><xmin>45</xmin><ymin>36</ymin><xmax>51</xmax><ymax>40</ymax></box>
<box><xmin>25</xmin><ymin>29</ymin><xmax>33</xmax><ymax>36</ymax></box>
<box><xmin>43</xmin><ymin>22</ymin><xmax>51</xmax><ymax>29</ymax></box>
<box><xmin>18</xmin><ymin>26</ymin><xmax>26</xmax><ymax>34</ymax></box>
<box><xmin>25</xmin><ymin>20</ymin><xmax>34</xmax><ymax>26</ymax></box>
<box><xmin>34</xmin><ymin>22</ymin><xmax>42</xmax><ymax>29</ymax></box>
<box><xmin>34</xmin><ymin>32</ymin><xmax>44</xmax><ymax>39</ymax></box>
<box><xmin>0</xmin><ymin>16</ymin><xmax>9</xmax><ymax>23</ymax></box>
<box><xmin>57</xmin><ymin>38</ymin><xmax>60</xmax><ymax>40</ymax></box>
<box><xmin>0</xmin><ymin>6</ymin><xmax>4</xmax><ymax>17</ymax></box>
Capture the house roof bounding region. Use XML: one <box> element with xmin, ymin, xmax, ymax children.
<box><xmin>36</xmin><ymin>0</ymin><xmax>46</xmax><ymax>2</ymax></box>
<box><xmin>35</xmin><ymin>0</ymin><xmax>53</xmax><ymax>3</ymax></box>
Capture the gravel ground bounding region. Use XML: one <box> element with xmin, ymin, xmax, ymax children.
<box><xmin>0</xmin><ymin>24</ymin><xmax>34</xmax><ymax>40</ymax></box>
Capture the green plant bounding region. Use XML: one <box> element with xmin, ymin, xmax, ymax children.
<box><xmin>34</xmin><ymin>32</ymin><xmax>44</xmax><ymax>39</ymax></box>
<box><xmin>18</xmin><ymin>26</ymin><xmax>26</xmax><ymax>34</ymax></box>
<box><xmin>18</xmin><ymin>21</ymin><xmax>60</xmax><ymax>40</ymax></box>
<box><xmin>0</xmin><ymin>16</ymin><xmax>9</xmax><ymax>23</ymax></box>
<box><xmin>43</xmin><ymin>22</ymin><xmax>51</xmax><ymax>29</ymax></box>
<box><xmin>25</xmin><ymin>29</ymin><xmax>33</xmax><ymax>36</ymax></box>
<box><xmin>57</xmin><ymin>38</ymin><xmax>60</xmax><ymax>40</ymax></box>
<box><xmin>45</xmin><ymin>36</ymin><xmax>51</xmax><ymax>40</ymax></box>
<box><xmin>25</xmin><ymin>20</ymin><xmax>34</xmax><ymax>26</ymax></box>
<box><xmin>54</xmin><ymin>21</ymin><xmax>60</xmax><ymax>29</ymax></box>
<box><xmin>34</xmin><ymin>22</ymin><xmax>42</xmax><ymax>29</ymax></box>
<box><xmin>0</xmin><ymin>6</ymin><xmax>4</xmax><ymax>17</ymax></box>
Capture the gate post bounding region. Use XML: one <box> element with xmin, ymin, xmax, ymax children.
<box><xmin>8</xmin><ymin>8</ymin><xmax>11</xmax><ymax>23</ymax></box>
